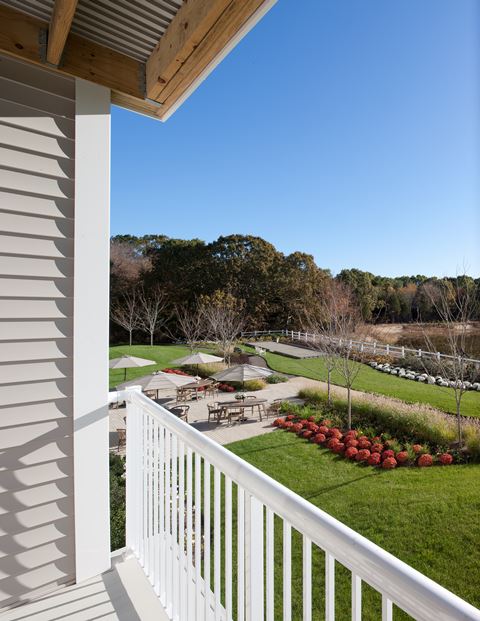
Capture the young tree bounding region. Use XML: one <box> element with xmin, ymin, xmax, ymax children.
<box><xmin>176</xmin><ymin>303</ymin><xmax>206</xmax><ymax>352</ymax></box>
<box><xmin>420</xmin><ymin>276</ymin><xmax>478</xmax><ymax>445</ymax></box>
<box><xmin>137</xmin><ymin>285</ymin><xmax>171</xmax><ymax>346</ymax></box>
<box><xmin>110</xmin><ymin>287</ymin><xmax>140</xmax><ymax>346</ymax></box>
<box><xmin>201</xmin><ymin>291</ymin><xmax>245</xmax><ymax>365</ymax></box>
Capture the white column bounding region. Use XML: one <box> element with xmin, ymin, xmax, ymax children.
<box><xmin>73</xmin><ymin>78</ymin><xmax>111</xmax><ymax>582</ymax></box>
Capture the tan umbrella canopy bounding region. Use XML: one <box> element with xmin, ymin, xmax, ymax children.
<box><xmin>172</xmin><ymin>352</ymin><xmax>224</xmax><ymax>365</ymax></box>
<box><xmin>109</xmin><ymin>354</ymin><xmax>156</xmax><ymax>381</ymax></box>
<box><xmin>212</xmin><ymin>364</ymin><xmax>273</xmax><ymax>388</ymax></box>
<box><xmin>117</xmin><ymin>371</ymin><xmax>194</xmax><ymax>393</ymax></box>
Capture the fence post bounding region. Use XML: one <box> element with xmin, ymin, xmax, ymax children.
<box><xmin>401</xmin><ymin>346</ymin><xmax>405</xmax><ymax>358</ymax></box>
<box><xmin>373</xmin><ymin>342</ymin><xmax>377</xmax><ymax>354</ymax></box>
<box><xmin>436</xmin><ymin>352</ymin><xmax>441</xmax><ymax>361</ymax></box>
<box><xmin>386</xmin><ymin>344</ymin><xmax>390</xmax><ymax>355</ymax></box>
<box><xmin>418</xmin><ymin>349</ymin><xmax>422</xmax><ymax>358</ymax></box>
<box><xmin>360</xmin><ymin>342</ymin><xmax>364</xmax><ymax>353</ymax></box>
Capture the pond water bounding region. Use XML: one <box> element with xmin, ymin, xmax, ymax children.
<box><xmin>396</xmin><ymin>333</ymin><xmax>480</xmax><ymax>359</ymax></box>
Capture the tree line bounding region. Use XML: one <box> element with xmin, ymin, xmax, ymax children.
<box><xmin>110</xmin><ymin>233</ymin><xmax>480</xmax><ymax>344</ymax></box>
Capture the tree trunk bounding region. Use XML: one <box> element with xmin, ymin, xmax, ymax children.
<box><xmin>347</xmin><ymin>386</ymin><xmax>352</xmax><ymax>430</ymax></box>
<box><xmin>150</xmin><ymin>332</ymin><xmax>153</xmax><ymax>346</ymax></box>
<box><xmin>327</xmin><ymin>368</ymin><xmax>331</xmax><ymax>407</ymax></box>
<box><xmin>129</xmin><ymin>330</ymin><xmax>132</xmax><ymax>347</ymax></box>
<box><xmin>456</xmin><ymin>398</ymin><xmax>463</xmax><ymax>445</ymax></box>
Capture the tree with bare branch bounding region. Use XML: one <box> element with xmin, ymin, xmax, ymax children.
<box><xmin>420</xmin><ymin>276</ymin><xmax>478</xmax><ymax>445</ymax></box>
<box><xmin>201</xmin><ymin>291</ymin><xmax>245</xmax><ymax>365</ymax></box>
<box><xmin>137</xmin><ymin>285</ymin><xmax>171</xmax><ymax>346</ymax></box>
<box><xmin>176</xmin><ymin>303</ymin><xmax>207</xmax><ymax>352</ymax></box>
<box><xmin>110</xmin><ymin>287</ymin><xmax>140</xmax><ymax>346</ymax></box>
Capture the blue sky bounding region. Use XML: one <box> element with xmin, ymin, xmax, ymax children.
<box><xmin>111</xmin><ymin>0</ymin><xmax>480</xmax><ymax>277</ymax></box>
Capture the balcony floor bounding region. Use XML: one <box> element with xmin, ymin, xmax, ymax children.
<box><xmin>2</xmin><ymin>551</ymin><xmax>169</xmax><ymax>621</ymax></box>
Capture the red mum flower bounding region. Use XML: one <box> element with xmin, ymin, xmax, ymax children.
<box><xmin>412</xmin><ymin>444</ymin><xmax>423</xmax><ymax>454</ymax></box>
<box><xmin>357</xmin><ymin>438</ymin><xmax>371</xmax><ymax>450</ymax></box>
<box><xmin>355</xmin><ymin>449</ymin><xmax>371</xmax><ymax>462</ymax></box>
<box><xmin>381</xmin><ymin>449</ymin><xmax>395</xmax><ymax>460</ymax></box>
<box><xmin>306</xmin><ymin>422</ymin><xmax>319</xmax><ymax>432</ymax></box>
<box><xmin>329</xmin><ymin>428</ymin><xmax>343</xmax><ymax>440</ymax></box>
<box><xmin>367</xmin><ymin>452</ymin><xmax>381</xmax><ymax>466</ymax></box>
<box><xmin>273</xmin><ymin>418</ymin><xmax>284</xmax><ymax>427</ymax></box>
<box><xmin>332</xmin><ymin>442</ymin><xmax>345</xmax><ymax>454</ymax></box>
<box><xmin>286</xmin><ymin>414</ymin><xmax>295</xmax><ymax>421</ymax></box>
<box><xmin>327</xmin><ymin>438</ymin><xmax>340</xmax><ymax>449</ymax></box>
<box><xmin>345</xmin><ymin>446</ymin><xmax>359</xmax><ymax>459</ymax></box>
<box><xmin>382</xmin><ymin>457</ymin><xmax>397</xmax><ymax>469</ymax></box>
<box><xmin>307</xmin><ymin>416</ymin><xmax>316</xmax><ymax>422</ymax></box>
<box><xmin>312</xmin><ymin>433</ymin><xmax>326</xmax><ymax>444</ymax></box>
<box><xmin>371</xmin><ymin>443</ymin><xmax>383</xmax><ymax>453</ymax></box>
<box><xmin>417</xmin><ymin>454</ymin><xmax>433</xmax><ymax>467</ymax></box>
<box><xmin>396</xmin><ymin>451</ymin><xmax>409</xmax><ymax>464</ymax></box>
<box><xmin>346</xmin><ymin>430</ymin><xmax>358</xmax><ymax>439</ymax></box>
<box><xmin>438</xmin><ymin>453</ymin><xmax>453</xmax><ymax>465</ymax></box>
<box><xmin>372</xmin><ymin>436</ymin><xmax>381</xmax><ymax>443</ymax></box>
<box><xmin>318</xmin><ymin>425</ymin><xmax>329</xmax><ymax>435</ymax></box>
<box><xmin>292</xmin><ymin>423</ymin><xmax>303</xmax><ymax>433</ymax></box>
<box><xmin>302</xmin><ymin>430</ymin><xmax>314</xmax><ymax>439</ymax></box>
<box><xmin>345</xmin><ymin>438</ymin><xmax>359</xmax><ymax>449</ymax></box>
<box><xmin>283</xmin><ymin>421</ymin><xmax>294</xmax><ymax>430</ymax></box>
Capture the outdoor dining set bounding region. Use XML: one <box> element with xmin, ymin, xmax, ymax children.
<box><xmin>109</xmin><ymin>352</ymin><xmax>284</xmax><ymax>449</ymax></box>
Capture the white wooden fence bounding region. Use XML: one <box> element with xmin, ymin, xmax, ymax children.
<box><xmin>241</xmin><ymin>330</ymin><xmax>480</xmax><ymax>367</ymax></box>
<box><xmin>113</xmin><ymin>387</ymin><xmax>480</xmax><ymax>621</ymax></box>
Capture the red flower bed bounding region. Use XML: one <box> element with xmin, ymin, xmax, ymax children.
<box><xmin>417</xmin><ymin>454</ymin><xmax>433</xmax><ymax>467</ymax></box>
<box><xmin>438</xmin><ymin>453</ymin><xmax>453</xmax><ymax>465</ymax></box>
<box><xmin>382</xmin><ymin>457</ymin><xmax>397</xmax><ymax>469</ymax></box>
<box><xmin>273</xmin><ymin>414</ymin><xmax>453</xmax><ymax>470</ymax></box>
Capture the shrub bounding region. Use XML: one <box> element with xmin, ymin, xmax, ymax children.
<box><xmin>367</xmin><ymin>452</ymin><xmax>381</xmax><ymax>466</ymax></box>
<box><xmin>396</xmin><ymin>451</ymin><xmax>409</xmax><ymax>464</ymax></box>
<box><xmin>266</xmin><ymin>374</ymin><xmax>288</xmax><ymax>384</ymax></box>
<box><xmin>356</xmin><ymin>449</ymin><xmax>371</xmax><ymax>462</ymax></box>
<box><xmin>438</xmin><ymin>453</ymin><xmax>453</xmax><ymax>465</ymax></box>
<box><xmin>243</xmin><ymin>379</ymin><xmax>267</xmax><ymax>391</ymax></box>
<box><xmin>110</xmin><ymin>453</ymin><xmax>125</xmax><ymax>551</ymax></box>
<box><xmin>345</xmin><ymin>446</ymin><xmax>358</xmax><ymax>459</ymax></box>
<box><xmin>382</xmin><ymin>457</ymin><xmax>397</xmax><ymax>469</ymax></box>
<box><xmin>418</xmin><ymin>454</ymin><xmax>433</xmax><ymax>468</ymax></box>
<box><xmin>382</xmin><ymin>449</ymin><xmax>395</xmax><ymax>460</ymax></box>
<box><xmin>191</xmin><ymin>362</ymin><xmax>227</xmax><ymax>378</ymax></box>
<box><xmin>312</xmin><ymin>433</ymin><xmax>326</xmax><ymax>444</ymax></box>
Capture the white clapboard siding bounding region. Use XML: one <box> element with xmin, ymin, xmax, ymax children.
<box><xmin>0</xmin><ymin>55</ymin><xmax>76</xmax><ymax>610</ymax></box>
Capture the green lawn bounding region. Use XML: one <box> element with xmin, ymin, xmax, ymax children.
<box><xmin>109</xmin><ymin>343</ymin><xmax>203</xmax><ymax>388</ymax></box>
<box><xmin>227</xmin><ymin>431</ymin><xmax>480</xmax><ymax>620</ymax></box>
<box><xmin>255</xmin><ymin>349</ymin><xmax>480</xmax><ymax>418</ymax></box>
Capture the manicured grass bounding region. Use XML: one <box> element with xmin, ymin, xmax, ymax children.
<box><xmin>109</xmin><ymin>343</ymin><xmax>202</xmax><ymax>388</ymax></box>
<box><xmin>256</xmin><ymin>349</ymin><xmax>480</xmax><ymax>418</ymax></box>
<box><xmin>227</xmin><ymin>431</ymin><xmax>480</xmax><ymax>619</ymax></box>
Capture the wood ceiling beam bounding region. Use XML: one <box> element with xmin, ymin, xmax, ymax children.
<box><xmin>0</xmin><ymin>4</ymin><xmax>161</xmax><ymax>118</ymax></box>
<box><xmin>146</xmin><ymin>0</ymin><xmax>232</xmax><ymax>102</ymax></box>
<box><xmin>47</xmin><ymin>0</ymin><xmax>79</xmax><ymax>66</ymax></box>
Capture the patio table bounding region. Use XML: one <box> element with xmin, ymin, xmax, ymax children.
<box><xmin>178</xmin><ymin>379</ymin><xmax>213</xmax><ymax>401</ymax></box>
<box><xmin>218</xmin><ymin>398</ymin><xmax>268</xmax><ymax>422</ymax></box>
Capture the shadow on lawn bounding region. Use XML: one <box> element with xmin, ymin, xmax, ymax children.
<box><xmin>304</xmin><ymin>471</ymin><xmax>383</xmax><ymax>500</ymax></box>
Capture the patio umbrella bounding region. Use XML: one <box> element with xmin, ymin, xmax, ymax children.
<box><xmin>109</xmin><ymin>354</ymin><xmax>156</xmax><ymax>381</ymax></box>
<box><xmin>117</xmin><ymin>371</ymin><xmax>194</xmax><ymax>396</ymax></box>
<box><xmin>172</xmin><ymin>352</ymin><xmax>224</xmax><ymax>373</ymax></box>
<box><xmin>211</xmin><ymin>364</ymin><xmax>273</xmax><ymax>388</ymax></box>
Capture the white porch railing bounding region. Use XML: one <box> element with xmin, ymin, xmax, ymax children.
<box><xmin>242</xmin><ymin>329</ymin><xmax>480</xmax><ymax>366</ymax></box>
<box><xmin>114</xmin><ymin>388</ymin><xmax>480</xmax><ymax>621</ymax></box>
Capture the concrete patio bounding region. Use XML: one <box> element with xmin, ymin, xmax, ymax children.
<box><xmin>109</xmin><ymin>376</ymin><xmax>323</xmax><ymax>448</ymax></box>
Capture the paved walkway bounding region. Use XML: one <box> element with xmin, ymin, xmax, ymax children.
<box><xmin>109</xmin><ymin>376</ymin><xmax>323</xmax><ymax>449</ymax></box>
<box><xmin>246</xmin><ymin>340</ymin><xmax>322</xmax><ymax>359</ymax></box>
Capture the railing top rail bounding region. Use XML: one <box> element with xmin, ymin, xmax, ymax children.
<box><xmin>117</xmin><ymin>388</ymin><xmax>480</xmax><ymax>621</ymax></box>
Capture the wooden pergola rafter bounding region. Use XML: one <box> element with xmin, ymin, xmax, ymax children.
<box><xmin>0</xmin><ymin>0</ymin><xmax>276</xmax><ymax>120</ymax></box>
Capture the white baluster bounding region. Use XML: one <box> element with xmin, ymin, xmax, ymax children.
<box><xmin>237</xmin><ymin>486</ymin><xmax>245</xmax><ymax>621</ymax></box>
<box><xmin>352</xmin><ymin>573</ymin><xmax>362</xmax><ymax>621</ymax></box>
<box><xmin>283</xmin><ymin>521</ymin><xmax>291</xmax><ymax>621</ymax></box>
<box><xmin>225</xmin><ymin>476</ymin><xmax>232</xmax><ymax>621</ymax></box>
<box><xmin>204</xmin><ymin>460</ymin><xmax>211</xmax><ymax>621</ymax></box>
<box><xmin>382</xmin><ymin>595</ymin><xmax>393</xmax><ymax>621</ymax></box>
<box><xmin>325</xmin><ymin>552</ymin><xmax>335</xmax><ymax>621</ymax></box>
<box><xmin>195</xmin><ymin>454</ymin><xmax>202</xmax><ymax>619</ymax></box>
<box><xmin>249</xmin><ymin>498</ymin><xmax>264</xmax><ymax>621</ymax></box>
<box><xmin>214</xmin><ymin>467</ymin><xmax>221</xmax><ymax>621</ymax></box>
<box><xmin>186</xmin><ymin>447</ymin><xmax>193</xmax><ymax>619</ymax></box>
<box><xmin>266</xmin><ymin>508</ymin><xmax>274</xmax><ymax>621</ymax></box>
<box><xmin>303</xmin><ymin>536</ymin><xmax>311</xmax><ymax>621</ymax></box>
<box><xmin>172</xmin><ymin>435</ymin><xmax>178</xmax><ymax>619</ymax></box>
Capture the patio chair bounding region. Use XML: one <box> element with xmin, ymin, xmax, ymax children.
<box><xmin>205</xmin><ymin>382</ymin><xmax>219</xmax><ymax>399</ymax></box>
<box><xmin>169</xmin><ymin>404</ymin><xmax>190</xmax><ymax>423</ymax></box>
<box><xmin>207</xmin><ymin>402</ymin><xmax>229</xmax><ymax>425</ymax></box>
<box><xmin>176</xmin><ymin>387</ymin><xmax>190</xmax><ymax>403</ymax></box>
<box><xmin>266</xmin><ymin>400</ymin><xmax>282</xmax><ymax>418</ymax></box>
<box><xmin>116</xmin><ymin>428</ymin><xmax>126</xmax><ymax>453</ymax></box>
<box><xmin>144</xmin><ymin>390</ymin><xmax>156</xmax><ymax>399</ymax></box>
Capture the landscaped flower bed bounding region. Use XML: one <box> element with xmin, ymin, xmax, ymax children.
<box><xmin>272</xmin><ymin>415</ymin><xmax>455</xmax><ymax>469</ymax></box>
